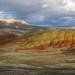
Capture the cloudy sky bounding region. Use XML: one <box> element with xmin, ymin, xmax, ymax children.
<box><xmin>0</xmin><ymin>0</ymin><xmax>75</xmax><ymax>27</ymax></box>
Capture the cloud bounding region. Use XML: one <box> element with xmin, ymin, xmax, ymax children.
<box><xmin>63</xmin><ymin>0</ymin><xmax>75</xmax><ymax>11</ymax></box>
<box><xmin>0</xmin><ymin>0</ymin><xmax>75</xmax><ymax>26</ymax></box>
<box><xmin>0</xmin><ymin>10</ymin><xmax>16</xmax><ymax>19</ymax></box>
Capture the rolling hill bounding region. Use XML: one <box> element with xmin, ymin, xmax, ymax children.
<box><xmin>0</xmin><ymin>28</ymin><xmax>75</xmax><ymax>51</ymax></box>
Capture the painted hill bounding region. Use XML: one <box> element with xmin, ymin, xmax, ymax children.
<box><xmin>16</xmin><ymin>28</ymin><xmax>75</xmax><ymax>50</ymax></box>
<box><xmin>0</xmin><ymin>28</ymin><xmax>75</xmax><ymax>51</ymax></box>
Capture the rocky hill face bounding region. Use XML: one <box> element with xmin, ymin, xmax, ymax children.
<box><xmin>0</xmin><ymin>28</ymin><xmax>75</xmax><ymax>51</ymax></box>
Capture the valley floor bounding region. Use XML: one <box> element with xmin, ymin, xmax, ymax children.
<box><xmin>0</xmin><ymin>48</ymin><xmax>75</xmax><ymax>74</ymax></box>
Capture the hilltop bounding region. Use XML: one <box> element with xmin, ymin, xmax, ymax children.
<box><xmin>0</xmin><ymin>19</ymin><xmax>28</xmax><ymax>26</ymax></box>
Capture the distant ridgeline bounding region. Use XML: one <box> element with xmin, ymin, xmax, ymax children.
<box><xmin>0</xmin><ymin>19</ymin><xmax>28</xmax><ymax>26</ymax></box>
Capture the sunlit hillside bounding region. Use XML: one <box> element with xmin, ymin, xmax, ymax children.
<box><xmin>0</xmin><ymin>19</ymin><xmax>28</xmax><ymax>25</ymax></box>
<box><xmin>0</xmin><ymin>28</ymin><xmax>75</xmax><ymax>51</ymax></box>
